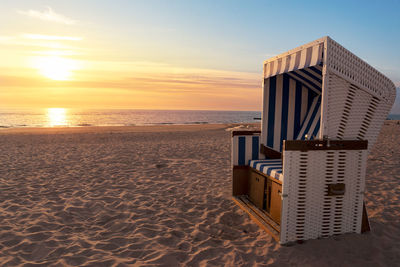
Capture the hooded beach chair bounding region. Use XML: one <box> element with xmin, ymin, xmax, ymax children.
<box><xmin>231</xmin><ymin>36</ymin><xmax>396</xmax><ymax>244</ymax></box>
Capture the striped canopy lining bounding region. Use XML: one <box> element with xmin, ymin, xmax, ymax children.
<box><xmin>264</xmin><ymin>42</ymin><xmax>323</xmax><ymax>79</ymax></box>
<box><xmin>262</xmin><ymin>64</ymin><xmax>323</xmax><ymax>152</ymax></box>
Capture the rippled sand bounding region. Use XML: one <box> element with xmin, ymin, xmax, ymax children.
<box><xmin>0</xmin><ymin>122</ymin><xmax>399</xmax><ymax>266</ymax></box>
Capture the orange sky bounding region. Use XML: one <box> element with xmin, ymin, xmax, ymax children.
<box><xmin>1</xmin><ymin>2</ymin><xmax>399</xmax><ymax>111</ymax></box>
<box><xmin>1</xmin><ymin>59</ymin><xmax>261</xmax><ymax>110</ymax></box>
<box><xmin>0</xmin><ymin>5</ymin><xmax>262</xmax><ymax>111</ymax></box>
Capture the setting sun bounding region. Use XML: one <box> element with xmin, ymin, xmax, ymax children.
<box><xmin>47</xmin><ymin>108</ymin><xmax>67</xmax><ymax>126</ymax></box>
<box><xmin>33</xmin><ymin>56</ymin><xmax>78</xmax><ymax>80</ymax></box>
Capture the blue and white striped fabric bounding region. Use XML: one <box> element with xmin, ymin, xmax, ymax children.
<box><xmin>296</xmin><ymin>95</ymin><xmax>321</xmax><ymax>140</ymax></box>
<box><xmin>261</xmin><ymin>66</ymin><xmax>322</xmax><ymax>152</ymax></box>
<box><xmin>232</xmin><ymin>135</ymin><xmax>265</xmax><ymax>166</ymax></box>
<box><xmin>249</xmin><ymin>159</ymin><xmax>283</xmax><ymax>181</ymax></box>
<box><xmin>287</xmin><ymin>65</ymin><xmax>322</xmax><ymax>95</ymax></box>
<box><xmin>264</xmin><ymin>41</ymin><xmax>323</xmax><ymax>79</ymax></box>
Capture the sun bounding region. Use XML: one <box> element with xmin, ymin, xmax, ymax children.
<box><xmin>34</xmin><ymin>56</ymin><xmax>78</xmax><ymax>81</ymax></box>
<box><xmin>47</xmin><ymin>108</ymin><xmax>68</xmax><ymax>126</ymax></box>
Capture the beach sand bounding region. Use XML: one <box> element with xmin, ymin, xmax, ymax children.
<box><xmin>0</xmin><ymin>122</ymin><xmax>399</xmax><ymax>266</ymax></box>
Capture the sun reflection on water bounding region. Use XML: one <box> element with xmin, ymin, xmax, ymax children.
<box><xmin>47</xmin><ymin>108</ymin><xmax>68</xmax><ymax>127</ymax></box>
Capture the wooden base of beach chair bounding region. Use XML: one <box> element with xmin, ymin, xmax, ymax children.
<box><xmin>232</xmin><ymin>195</ymin><xmax>280</xmax><ymax>242</ymax></box>
<box><xmin>361</xmin><ymin>202</ymin><xmax>371</xmax><ymax>233</ymax></box>
<box><xmin>233</xmin><ymin>166</ymin><xmax>283</xmax><ymax>241</ymax></box>
<box><xmin>233</xmin><ymin>164</ymin><xmax>371</xmax><ymax>244</ymax></box>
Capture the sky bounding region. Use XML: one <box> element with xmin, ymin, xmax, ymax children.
<box><xmin>1</xmin><ymin>0</ymin><xmax>399</xmax><ymax>111</ymax></box>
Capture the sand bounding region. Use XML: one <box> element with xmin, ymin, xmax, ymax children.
<box><xmin>0</xmin><ymin>122</ymin><xmax>399</xmax><ymax>266</ymax></box>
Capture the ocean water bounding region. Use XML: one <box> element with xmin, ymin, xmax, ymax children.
<box><xmin>388</xmin><ymin>114</ymin><xmax>400</xmax><ymax>120</ymax></box>
<box><xmin>0</xmin><ymin>108</ymin><xmax>262</xmax><ymax>128</ymax></box>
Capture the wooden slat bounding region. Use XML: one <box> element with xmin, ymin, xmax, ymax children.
<box><xmin>233</xmin><ymin>165</ymin><xmax>250</xmax><ymax>170</ymax></box>
<box><xmin>232</xmin><ymin>166</ymin><xmax>250</xmax><ymax>196</ymax></box>
<box><xmin>361</xmin><ymin>202</ymin><xmax>371</xmax><ymax>233</ymax></box>
<box><xmin>260</xmin><ymin>144</ymin><xmax>282</xmax><ymax>159</ymax></box>
<box><xmin>231</xmin><ymin>130</ymin><xmax>261</xmax><ymax>137</ymax></box>
<box><xmin>251</xmin><ymin>167</ymin><xmax>283</xmax><ymax>185</ymax></box>
<box><xmin>240</xmin><ymin>196</ymin><xmax>281</xmax><ymax>232</ymax></box>
<box><xmin>269</xmin><ymin>183</ymin><xmax>282</xmax><ymax>224</ymax></box>
<box><xmin>233</xmin><ymin>165</ymin><xmax>283</xmax><ymax>185</ymax></box>
<box><xmin>233</xmin><ymin>196</ymin><xmax>280</xmax><ymax>242</ymax></box>
<box><xmin>283</xmin><ymin>140</ymin><xmax>368</xmax><ymax>151</ymax></box>
<box><xmin>249</xmin><ymin>172</ymin><xmax>265</xmax><ymax>209</ymax></box>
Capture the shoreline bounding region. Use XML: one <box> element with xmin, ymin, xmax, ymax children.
<box><xmin>0</xmin><ymin>120</ymin><xmax>397</xmax><ymax>133</ymax></box>
<box><xmin>0</xmin><ymin>123</ymin><xmax>261</xmax><ymax>135</ymax></box>
<box><xmin>1</xmin><ymin>120</ymin><xmax>397</xmax><ymax>135</ymax></box>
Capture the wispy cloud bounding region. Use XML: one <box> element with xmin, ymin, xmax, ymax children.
<box><xmin>22</xmin><ymin>34</ymin><xmax>82</xmax><ymax>41</ymax></box>
<box><xmin>0</xmin><ymin>62</ymin><xmax>262</xmax><ymax>110</ymax></box>
<box><xmin>0</xmin><ymin>34</ymin><xmax>83</xmax><ymax>51</ymax></box>
<box><xmin>17</xmin><ymin>7</ymin><xmax>77</xmax><ymax>25</ymax></box>
<box><xmin>31</xmin><ymin>50</ymin><xmax>81</xmax><ymax>56</ymax></box>
<box><xmin>0</xmin><ymin>36</ymin><xmax>15</xmax><ymax>42</ymax></box>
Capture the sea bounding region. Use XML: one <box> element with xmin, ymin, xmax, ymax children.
<box><xmin>388</xmin><ymin>114</ymin><xmax>400</xmax><ymax>120</ymax></box>
<box><xmin>1</xmin><ymin>109</ymin><xmax>398</xmax><ymax>129</ymax></box>
<box><xmin>0</xmin><ymin>108</ymin><xmax>262</xmax><ymax>128</ymax></box>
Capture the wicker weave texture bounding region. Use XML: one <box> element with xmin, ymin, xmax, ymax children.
<box><xmin>324</xmin><ymin>71</ymin><xmax>392</xmax><ymax>149</ymax></box>
<box><xmin>280</xmin><ymin>149</ymin><xmax>368</xmax><ymax>244</ymax></box>
<box><xmin>325</xmin><ymin>37</ymin><xmax>396</xmax><ymax>103</ymax></box>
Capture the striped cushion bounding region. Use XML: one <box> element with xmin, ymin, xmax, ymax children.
<box><xmin>249</xmin><ymin>159</ymin><xmax>283</xmax><ymax>181</ymax></box>
<box><xmin>261</xmin><ymin>65</ymin><xmax>322</xmax><ymax>152</ymax></box>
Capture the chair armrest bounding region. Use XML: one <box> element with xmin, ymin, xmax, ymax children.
<box><xmin>283</xmin><ymin>140</ymin><xmax>368</xmax><ymax>151</ymax></box>
<box><xmin>260</xmin><ymin>144</ymin><xmax>282</xmax><ymax>159</ymax></box>
<box><xmin>231</xmin><ymin>130</ymin><xmax>261</xmax><ymax>137</ymax></box>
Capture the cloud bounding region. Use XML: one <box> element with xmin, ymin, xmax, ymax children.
<box><xmin>0</xmin><ymin>34</ymin><xmax>83</xmax><ymax>51</ymax></box>
<box><xmin>0</xmin><ymin>62</ymin><xmax>262</xmax><ymax>110</ymax></box>
<box><xmin>0</xmin><ymin>72</ymin><xmax>262</xmax><ymax>110</ymax></box>
<box><xmin>22</xmin><ymin>34</ymin><xmax>82</xmax><ymax>41</ymax></box>
<box><xmin>0</xmin><ymin>63</ymin><xmax>260</xmax><ymax>91</ymax></box>
<box><xmin>31</xmin><ymin>50</ymin><xmax>81</xmax><ymax>56</ymax></box>
<box><xmin>0</xmin><ymin>36</ymin><xmax>15</xmax><ymax>42</ymax></box>
<box><xmin>17</xmin><ymin>7</ymin><xmax>77</xmax><ymax>25</ymax></box>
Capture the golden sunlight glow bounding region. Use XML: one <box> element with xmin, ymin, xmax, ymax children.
<box><xmin>47</xmin><ymin>108</ymin><xmax>67</xmax><ymax>126</ymax></box>
<box><xmin>33</xmin><ymin>56</ymin><xmax>78</xmax><ymax>80</ymax></box>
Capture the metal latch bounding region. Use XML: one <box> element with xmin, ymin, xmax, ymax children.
<box><xmin>327</xmin><ymin>183</ymin><xmax>346</xmax><ymax>196</ymax></box>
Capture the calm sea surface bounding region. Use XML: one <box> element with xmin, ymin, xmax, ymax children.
<box><xmin>388</xmin><ymin>114</ymin><xmax>400</xmax><ymax>120</ymax></box>
<box><xmin>0</xmin><ymin>109</ymin><xmax>262</xmax><ymax>128</ymax></box>
<box><xmin>1</xmin><ymin>109</ymin><xmax>397</xmax><ymax>129</ymax></box>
